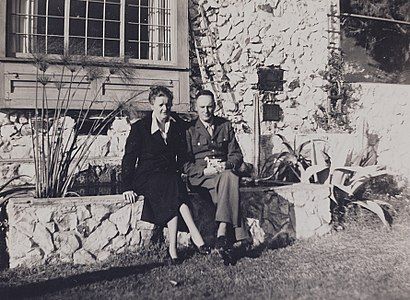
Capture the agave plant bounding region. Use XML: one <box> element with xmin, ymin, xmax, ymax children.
<box><xmin>258</xmin><ymin>134</ymin><xmax>327</xmax><ymax>183</ymax></box>
<box><xmin>300</xmin><ymin>147</ymin><xmax>391</xmax><ymax>226</ymax></box>
<box><xmin>29</xmin><ymin>50</ymin><xmax>140</xmax><ymax>198</ymax></box>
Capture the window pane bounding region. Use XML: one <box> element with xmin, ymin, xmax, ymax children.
<box><xmin>126</xmin><ymin>24</ymin><xmax>139</xmax><ymax>41</ymax></box>
<box><xmin>33</xmin><ymin>35</ymin><xmax>46</xmax><ymax>53</ymax></box>
<box><xmin>48</xmin><ymin>0</ymin><xmax>65</xmax><ymax>17</ymax></box>
<box><xmin>38</xmin><ymin>0</ymin><xmax>47</xmax><ymax>15</ymax></box>
<box><xmin>88</xmin><ymin>20</ymin><xmax>103</xmax><ymax>37</ymax></box>
<box><xmin>105</xmin><ymin>21</ymin><xmax>120</xmax><ymax>38</ymax></box>
<box><xmin>36</xmin><ymin>16</ymin><xmax>46</xmax><ymax>34</ymax></box>
<box><xmin>126</xmin><ymin>42</ymin><xmax>139</xmax><ymax>59</ymax></box>
<box><xmin>88</xmin><ymin>2</ymin><xmax>104</xmax><ymax>19</ymax></box>
<box><xmin>69</xmin><ymin>37</ymin><xmax>85</xmax><ymax>55</ymax></box>
<box><xmin>126</xmin><ymin>6</ymin><xmax>140</xmax><ymax>23</ymax></box>
<box><xmin>105</xmin><ymin>40</ymin><xmax>120</xmax><ymax>57</ymax></box>
<box><xmin>88</xmin><ymin>39</ymin><xmax>103</xmax><ymax>56</ymax></box>
<box><xmin>140</xmin><ymin>42</ymin><xmax>149</xmax><ymax>59</ymax></box>
<box><xmin>70</xmin><ymin>0</ymin><xmax>86</xmax><ymax>18</ymax></box>
<box><xmin>105</xmin><ymin>4</ymin><xmax>120</xmax><ymax>20</ymax></box>
<box><xmin>48</xmin><ymin>17</ymin><xmax>64</xmax><ymax>35</ymax></box>
<box><xmin>48</xmin><ymin>36</ymin><xmax>64</xmax><ymax>54</ymax></box>
<box><xmin>140</xmin><ymin>24</ymin><xmax>149</xmax><ymax>42</ymax></box>
<box><xmin>70</xmin><ymin>19</ymin><xmax>85</xmax><ymax>36</ymax></box>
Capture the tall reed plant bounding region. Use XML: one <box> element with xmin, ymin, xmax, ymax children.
<box><xmin>29</xmin><ymin>50</ymin><xmax>138</xmax><ymax>198</ymax></box>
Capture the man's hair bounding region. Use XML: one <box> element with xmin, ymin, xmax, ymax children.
<box><xmin>196</xmin><ymin>89</ymin><xmax>215</xmax><ymax>102</ymax></box>
<box><xmin>148</xmin><ymin>85</ymin><xmax>173</xmax><ymax>104</ymax></box>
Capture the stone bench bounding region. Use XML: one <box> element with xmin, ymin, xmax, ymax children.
<box><xmin>4</xmin><ymin>183</ymin><xmax>331</xmax><ymax>268</ymax></box>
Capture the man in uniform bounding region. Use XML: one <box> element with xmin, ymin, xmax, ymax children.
<box><xmin>184</xmin><ymin>90</ymin><xmax>251</xmax><ymax>255</ymax></box>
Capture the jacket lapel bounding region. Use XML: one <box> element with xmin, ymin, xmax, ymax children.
<box><xmin>195</xmin><ymin>118</ymin><xmax>212</xmax><ymax>141</ymax></box>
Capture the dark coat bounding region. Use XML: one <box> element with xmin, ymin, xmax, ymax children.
<box><xmin>121</xmin><ymin>113</ymin><xmax>188</xmax><ymax>225</ymax></box>
<box><xmin>184</xmin><ymin>116</ymin><xmax>243</xmax><ymax>186</ymax></box>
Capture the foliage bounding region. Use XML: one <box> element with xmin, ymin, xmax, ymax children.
<box><xmin>258</xmin><ymin>134</ymin><xmax>327</xmax><ymax>183</ymax></box>
<box><xmin>29</xmin><ymin>51</ymin><xmax>138</xmax><ymax>198</ymax></box>
<box><xmin>340</xmin><ymin>0</ymin><xmax>409</xmax><ymax>80</ymax></box>
<box><xmin>301</xmin><ymin>146</ymin><xmax>392</xmax><ymax>226</ymax></box>
<box><xmin>317</xmin><ymin>51</ymin><xmax>356</xmax><ymax>131</ymax></box>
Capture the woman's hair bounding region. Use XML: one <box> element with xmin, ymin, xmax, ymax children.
<box><xmin>148</xmin><ymin>85</ymin><xmax>173</xmax><ymax>105</ymax></box>
<box><xmin>196</xmin><ymin>89</ymin><xmax>215</xmax><ymax>101</ymax></box>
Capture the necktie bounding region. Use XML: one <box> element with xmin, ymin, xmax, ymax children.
<box><xmin>207</xmin><ymin>124</ymin><xmax>214</xmax><ymax>137</ymax></box>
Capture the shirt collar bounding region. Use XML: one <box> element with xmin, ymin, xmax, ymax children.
<box><xmin>199</xmin><ymin>118</ymin><xmax>214</xmax><ymax>130</ymax></box>
<box><xmin>151</xmin><ymin>112</ymin><xmax>175</xmax><ymax>135</ymax></box>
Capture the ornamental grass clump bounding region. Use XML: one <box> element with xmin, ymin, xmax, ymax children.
<box><xmin>29</xmin><ymin>49</ymin><xmax>138</xmax><ymax>198</ymax></box>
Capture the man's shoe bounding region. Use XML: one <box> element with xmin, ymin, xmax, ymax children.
<box><xmin>190</xmin><ymin>238</ymin><xmax>211</xmax><ymax>255</ymax></box>
<box><xmin>166</xmin><ymin>252</ymin><xmax>182</xmax><ymax>266</ymax></box>
<box><xmin>196</xmin><ymin>244</ymin><xmax>212</xmax><ymax>255</ymax></box>
<box><xmin>215</xmin><ymin>236</ymin><xmax>231</xmax><ymax>251</ymax></box>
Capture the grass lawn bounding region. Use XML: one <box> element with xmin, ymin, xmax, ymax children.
<box><xmin>0</xmin><ymin>192</ymin><xmax>409</xmax><ymax>300</ymax></box>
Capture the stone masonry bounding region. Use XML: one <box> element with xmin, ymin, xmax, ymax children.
<box><xmin>6</xmin><ymin>183</ymin><xmax>331</xmax><ymax>268</ymax></box>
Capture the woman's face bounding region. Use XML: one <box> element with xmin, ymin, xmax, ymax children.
<box><xmin>151</xmin><ymin>95</ymin><xmax>172</xmax><ymax>123</ymax></box>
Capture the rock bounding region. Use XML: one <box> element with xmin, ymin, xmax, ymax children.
<box><xmin>20</xmin><ymin>124</ymin><xmax>32</xmax><ymax>136</ymax></box>
<box><xmin>0</xmin><ymin>112</ymin><xmax>10</xmax><ymax>126</ymax></box>
<box><xmin>77</xmin><ymin>206</ymin><xmax>92</xmax><ymax>222</ymax></box>
<box><xmin>35</xmin><ymin>207</ymin><xmax>54</xmax><ymax>223</ymax></box>
<box><xmin>83</xmin><ymin>220</ymin><xmax>118</xmax><ymax>253</ymax></box>
<box><xmin>245</xmin><ymin>73</ymin><xmax>258</xmax><ymax>84</ymax></box>
<box><xmin>127</xmin><ymin>229</ymin><xmax>141</xmax><ymax>248</ymax></box>
<box><xmin>111</xmin><ymin>117</ymin><xmax>129</xmax><ymax>133</ymax></box>
<box><xmin>109</xmin><ymin>205</ymin><xmax>131</xmax><ymax>235</ymax></box>
<box><xmin>55</xmin><ymin>232</ymin><xmax>80</xmax><ymax>256</ymax></box>
<box><xmin>0</xmin><ymin>125</ymin><xmax>17</xmax><ymax>139</ymax></box>
<box><xmin>24</xmin><ymin>247</ymin><xmax>44</xmax><ymax>267</ymax></box>
<box><xmin>218</xmin><ymin>23</ymin><xmax>232</xmax><ymax>39</ymax></box>
<box><xmin>7</xmin><ymin>227</ymin><xmax>32</xmax><ymax>259</ymax></box>
<box><xmin>91</xmin><ymin>205</ymin><xmax>111</xmax><ymax>222</ymax></box>
<box><xmin>218</xmin><ymin>42</ymin><xmax>234</xmax><ymax>64</ymax></box>
<box><xmin>130</xmin><ymin>200</ymin><xmax>143</xmax><ymax>229</ymax></box>
<box><xmin>97</xmin><ymin>251</ymin><xmax>111</xmax><ymax>262</ymax></box>
<box><xmin>73</xmin><ymin>249</ymin><xmax>95</xmax><ymax>265</ymax></box>
<box><xmin>56</xmin><ymin>212</ymin><xmax>78</xmax><ymax>231</ymax></box>
<box><xmin>33</xmin><ymin>224</ymin><xmax>55</xmax><ymax>256</ymax></box>
<box><xmin>105</xmin><ymin>235</ymin><xmax>127</xmax><ymax>252</ymax></box>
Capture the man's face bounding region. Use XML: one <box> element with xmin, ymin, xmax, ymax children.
<box><xmin>151</xmin><ymin>95</ymin><xmax>172</xmax><ymax>123</ymax></box>
<box><xmin>196</xmin><ymin>95</ymin><xmax>215</xmax><ymax>123</ymax></box>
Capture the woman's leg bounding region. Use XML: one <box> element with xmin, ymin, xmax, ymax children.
<box><xmin>179</xmin><ymin>203</ymin><xmax>205</xmax><ymax>247</ymax></box>
<box><xmin>167</xmin><ymin>216</ymin><xmax>178</xmax><ymax>258</ymax></box>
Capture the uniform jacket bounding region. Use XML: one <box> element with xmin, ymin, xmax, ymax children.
<box><xmin>184</xmin><ymin>116</ymin><xmax>243</xmax><ymax>186</ymax></box>
<box><xmin>121</xmin><ymin>112</ymin><xmax>188</xmax><ymax>193</ymax></box>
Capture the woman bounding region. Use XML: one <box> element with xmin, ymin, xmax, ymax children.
<box><xmin>121</xmin><ymin>85</ymin><xmax>210</xmax><ymax>264</ymax></box>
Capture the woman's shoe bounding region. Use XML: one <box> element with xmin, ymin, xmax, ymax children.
<box><xmin>166</xmin><ymin>252</ymin><xmax>182</xmax><ymax>266</ymax></box>
<box><xmin>190</xmin><ymin>238</ymin><xmax>211</xmax><ymax>255</ymax></box>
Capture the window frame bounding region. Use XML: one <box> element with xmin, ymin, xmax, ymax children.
<box><xmin>6</xmin><ymin>0</ymin><xmax>185</xmax><ymax>68</ymax></box>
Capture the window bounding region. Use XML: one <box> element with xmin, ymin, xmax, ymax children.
<box><xmin>8</xmin><ymin>0</ymin><xmax>173</xmax><ymax>61</ymax></box>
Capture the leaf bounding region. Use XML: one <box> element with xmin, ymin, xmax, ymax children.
<box><xmin>351</xmin><ymin>200</ymin><xmax>389</xmax><ymax>226</ymax></box>
<box><xmin>301</xmin><ymin>165</ymin><xmax>330</xmax><ymax>183</ymax></box>
<box><xmin>276</xmin><ymin>134</ymin><xmax>296</xmax><ymax>155</ymax></box>
<box><xmin>296</xmin><ymin>139</ymin><xmax>326</xmax><ymax>156</ymax></box>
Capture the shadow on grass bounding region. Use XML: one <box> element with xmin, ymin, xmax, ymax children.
<box><xmin>223</xmin><ymin>232</ymin><xmax>294</xmax><ymax>266</ymax></box>
<box><xmin>1</xmin><ymin>261</ymin><xmax>163</xmax><ymax>299</ymax></box>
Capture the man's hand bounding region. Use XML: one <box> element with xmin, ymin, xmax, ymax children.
<box><xmin>203</xmin><ymin>166</ymin><xmax>219</xmax><ymax>176</ymax></box>
<box><xmin>122</xmin><ymin>190</ymin><xmax>138</xmax><ymax>203</ymax></box>
<box><xmin>214</xmin><ymin>161</ymin><xmax>227</xmax><ymax>173</ymax></box>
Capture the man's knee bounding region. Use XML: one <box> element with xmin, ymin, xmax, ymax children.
<box><xmin>220</xmin><ymin>170</ymin><xmax>239</xmax><ymax>180</ymax></box>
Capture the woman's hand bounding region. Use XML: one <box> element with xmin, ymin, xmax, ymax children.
<box><xmin>123</xmin><ymin>190</ymin><xmax>138</xmax><ymax>203</ymax></box>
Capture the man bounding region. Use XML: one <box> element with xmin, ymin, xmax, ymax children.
<box><xmin>184</xmin><ymin>90</ymin><xmax>251</xmax><ymax>253</ymax></box>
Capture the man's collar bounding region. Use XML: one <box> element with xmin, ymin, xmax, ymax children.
<box><xmin>151</xmin><ymin>112</ymin><xmax>175</xmax><ymax>135</ymax></box>
<box><xmin>198</xmin><ymin>117</ymin><xmax>214</xmax><ymax>129</ymax></box>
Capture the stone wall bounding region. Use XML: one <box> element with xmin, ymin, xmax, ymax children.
<box><xmin>350</xmin><ymin>83</ymin><xmax>410</xmax><ymax>180</ymax></box>
<box><xmin>0</xmin><ymin>112</ymin><xmax>130</xmax><ymax>187</ymax></box>
<box><xmin>6</xmin><ymin>183</ymin><xmax>331</xmax><ymax>268</ymax></box>
<box><xmin>189</xmin><ymin>0</ymin><xmax>335</xmax><ymax>163</ymax></box>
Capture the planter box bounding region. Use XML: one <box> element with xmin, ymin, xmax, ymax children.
<box><xmin>5</xmin><ymin>183</ymin><xmax>331</xmax><ymax>268</ymax></box>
